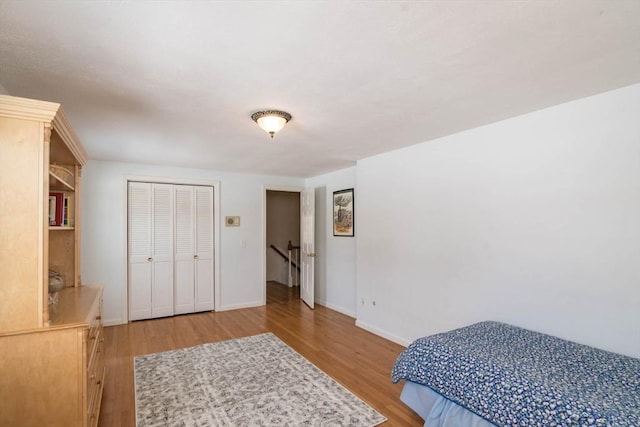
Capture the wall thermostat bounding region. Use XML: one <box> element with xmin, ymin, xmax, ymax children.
<box><xmin>225</xmin><ymin>216</ymin><xmax>240</xmax><ymax>227</ymax></box>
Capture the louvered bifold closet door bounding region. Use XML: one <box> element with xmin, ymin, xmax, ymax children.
<box><xmin>151</xmin><ymin>184</ymin><xmax>175</xmax><ymax>318</ymax></box>
<box><xmin>128</xmin><ymin>182</ymin><xmax>153</xmax><ymax>321</ymax></box>
<box><xmin>128</xmin><ymin>182</ymin><xmax>175</xmax><ymax>321</ymax></box>
<box><xmin>174</xmin><ymin>185</ymin><xmax>195</xmax><ymax>315</ymax></box>
<box><xmin>194</xmin><ymin>186</ymin><xmax>214</xmax><ymax>312</ymax></box>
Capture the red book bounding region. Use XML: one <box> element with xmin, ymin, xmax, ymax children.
<box><xmin>49</xmin><ymin>192</ymin><xmax>64</xmax><ymax>226</ymax></box>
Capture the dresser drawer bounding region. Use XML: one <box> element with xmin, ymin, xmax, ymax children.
<box><xmin>87</xmin><ymin>301</ymin><xmax>104</xmax><ymax>426</ymax></box>
<box><xmin>86</xmin><ymin>290</ymin><xmax>104</xmax><ymax>427</ymax></box>
<box><xmin>88</xmin><ymin>327</ymin><xmax>103</xmax><ymax>388</ymax></box>
<box><xmin>87</xmin><ymin>325</ymin><xmax>104</xmax><ymax>427</ymax></box>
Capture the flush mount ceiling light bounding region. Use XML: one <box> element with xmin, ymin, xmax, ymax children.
<box><xmin>251</xmin><ymin>110</ymin><xmax>292</xmax><ymax>138</ymax></box>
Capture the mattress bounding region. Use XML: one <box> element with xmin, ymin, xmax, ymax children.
<box><xmin>392</xmin><ymin>321</ymin><xmax>640</xmax><ymax>426</ymax></box>
<box><xmin>400</xmin><ymin>381</ymin><xmax>496</xmax><ymax>427</ymax></box>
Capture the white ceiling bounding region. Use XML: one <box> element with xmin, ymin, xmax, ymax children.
<box><xmin>1</xmin><ymin>1</ymin><xmax>639</xmax><ymax>178</ymax></box>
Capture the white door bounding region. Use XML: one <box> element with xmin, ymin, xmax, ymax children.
<box><xmin>174</xmin><ymin>185</ymin><xmax>195</xmax><ymax>314</ymax></box>
<box><xmin>194</xmin><ymin>186</ymin><xmax>214</xmax><ymax>311</ymax></box>
<box><xmin>128</xmin><ymin>182</ymin><xmax>152</xmax><ymax>321</ymax></box>
<box><xmin>150</xmin><ymin>184</ymin><xmax>174</xmax><ymax>318</ymax></box>
<box><xmin>128</xmin><ymin>182</ymin><xmax>174</xmax><ymax>320</ymax></box>
<box><xmin>174</xmin><ymin>185</ymin><xmax>214</xmax><ymax>314</ymax></box>
<box><xmin>300</xmin><ymin>187</ymin><xmax>315</xmax><ymax>309</ymax></box>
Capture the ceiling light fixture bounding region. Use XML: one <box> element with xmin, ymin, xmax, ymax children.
<box><xmin>251</xmin><ymin>110</ymin><xmax>292</xmax><ymax>138</ymax></box>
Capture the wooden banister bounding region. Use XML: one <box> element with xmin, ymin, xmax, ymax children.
<box><xmin>287</xmin><ymin>240</ymin><xmax>300</xmax><ymax>250</ymax></box>
<box><xmin>270</xmin><ymin>244</ymin><xmax>300</xmax><ymax>271</ymax></box>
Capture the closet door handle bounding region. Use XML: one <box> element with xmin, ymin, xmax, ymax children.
<box><xmin>194</xmin><ymin>254</ymin><xmax>199</xmax><ymax>259</ymax></box>
<box><xmin>147</xmin><ymin>257</ymin><xmax>153</xmax><ymax>262</ymax></box>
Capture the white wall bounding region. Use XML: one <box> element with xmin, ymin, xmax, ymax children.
<box><xmin>81</xmin><ymin>160</ymin><xmax>303</xmax><ymax>325</ymax></box>
<box><xmin>356</xmin><ymin>84</ymin><xmax>640</xmax><ymax>358</ymax></box>
<box><xmin>307</xmin><ymin>167</ymin><xmax>357</xmax><ymax>317</ymax></box>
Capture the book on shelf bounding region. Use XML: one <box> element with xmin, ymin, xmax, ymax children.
<box><xmin>64</xmin><ymin>193</ymin><xmax>74</xmax><ymax>226</ymax></box>
<box><xmin>49</xmin><ymin>192</ymin><xmax>64</xmax><ymax>226</ymax></box>
<box><xmin>49</xmin><ymin>191</ymin><xmax>73</xmax><ymax>227</ymax></box>
<box><xmin>63</xmin><ymin>196</ymin><xmax>68</xmax><ymax>226</ymax></box>
<box><xmin>48</xmin><ymin>195</ymin><xmax>57</xmax><ymax>225</ymax></box>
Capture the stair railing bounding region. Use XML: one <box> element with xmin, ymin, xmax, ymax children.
<box><xmin>287</xmin><ymin>240</ymin><xmax>300</xmax><ymax>287</ymax></box>
<box><xmin>269</xmin><ymin>242</ymin><xmax>300</xmax><ymax>287</ymax></box>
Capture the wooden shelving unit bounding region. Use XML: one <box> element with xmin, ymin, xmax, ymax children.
<box><xmin>0</xmin><ymin>94</ymin><xmax>104</xmax><ymax>427</ymax></box>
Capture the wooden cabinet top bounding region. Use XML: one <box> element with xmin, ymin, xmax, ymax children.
<box><xmin>49</xmin><ymin>285</ymin><xmax>102</xmax><ymax>327</ymax></box>
<box><xmin>0</xmin><ymin>286</ymin><xmax>102</xmax><ymax>337</ymax></box>
<box><xmin>0</xmin><ymin>94</ymin><xmax>88</xmax><ymax>165</ymax></box>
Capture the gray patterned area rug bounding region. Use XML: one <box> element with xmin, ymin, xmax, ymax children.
<box><xmin>134</xmin><ymin>332</ymin><xmax>387</xmax><ymax>426</ymax></box>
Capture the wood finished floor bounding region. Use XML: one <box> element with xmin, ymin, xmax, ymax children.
<box><xmin>98</xmin><ymin>282</ymin><xmax>423</xmax><ymax>426</ymax></box>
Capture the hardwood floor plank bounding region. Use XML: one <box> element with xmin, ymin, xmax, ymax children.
<box><xmin>98</xmin><ymin>282</ymin><xmax>423</xmax><ymax>426</ymax></box>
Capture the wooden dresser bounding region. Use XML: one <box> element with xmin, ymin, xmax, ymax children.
<box><xmin>0</xmin><ymin>95</ymin><xmax>104</xmax><ymax>426</ymax></box>
<box><xmin>0</xmin><ymin>287</ymin><xmax>104</xmax><ymax>426</ymax></box>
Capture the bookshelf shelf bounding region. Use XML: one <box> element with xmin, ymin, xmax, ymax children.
<box><xmin>50</xmin><ymin>226</ymin><xmax>75</xmax><ymax>231</ymax></box>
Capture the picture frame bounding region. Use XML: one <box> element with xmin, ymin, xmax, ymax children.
<box><xmin>333</xmin><ymin>188</ymin><xmax>354</xmax><ymax>237</ymax></box>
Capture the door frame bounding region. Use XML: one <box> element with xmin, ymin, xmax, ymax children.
<box><xmin>261</xmin><ymin>184</ymin><xmax>304</xmax><ymax>305</ymax></box>
<box><xmin>122</xmin><ymin>175</ymin><xmax>221</xmax><ymax>323</ymax></box>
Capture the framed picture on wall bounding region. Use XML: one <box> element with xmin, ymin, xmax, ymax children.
<box><xmin>333</xmin><ymin>188</ymin><xmax>354</xmax><ymax>237</ymax></box>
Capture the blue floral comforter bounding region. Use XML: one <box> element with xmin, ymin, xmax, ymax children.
<box><xmin>391</xmin><ymin>321</ymin><xmax>640</xmax><ymax>426</ymax></box>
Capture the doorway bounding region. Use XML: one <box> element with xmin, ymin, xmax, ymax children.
<box><xmin>265</xmin><ymin>190</ymin><xmax>301</xmax><ymax>301</ymax></box>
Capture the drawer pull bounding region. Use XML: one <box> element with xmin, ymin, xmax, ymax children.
<box><xmin>96</xmin><ymin>315</ymin><xmax>101</xmax><ymax>320</ymax></box>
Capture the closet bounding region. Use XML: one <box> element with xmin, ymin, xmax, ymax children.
<box><xmin>128</xmin><ymin>182</ymin><xmax>214</xmax><ymax>321</ymax></box>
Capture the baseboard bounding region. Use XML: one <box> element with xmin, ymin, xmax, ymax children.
<box><xmin>315</xmin><ymin>299</ymin><xmax>356</xmax><ymax>318</ymax></box>
<box><xmin>106</xmin><ymin>302</ymin><xmax>265</xmax><ymax>323</ymax></box>
<box><xmin>217</xmin><ymin>301</ymin><xmax>264</xmax><ymax>311</ymax></box>
<box><xmin>355</xmin><ymin>319</ymin><xmax>411</xmax><ymax>347</ymax></box>
<box><xmin>104</xmin><ymin>318</ymin><xmax>125</xmax><ymax>326</ymax></box>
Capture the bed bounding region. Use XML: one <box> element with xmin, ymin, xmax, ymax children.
<box><xmin>391</xmin><ymin>321</ymin><xmax>640</xmax><ymax>427</ymax></box>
